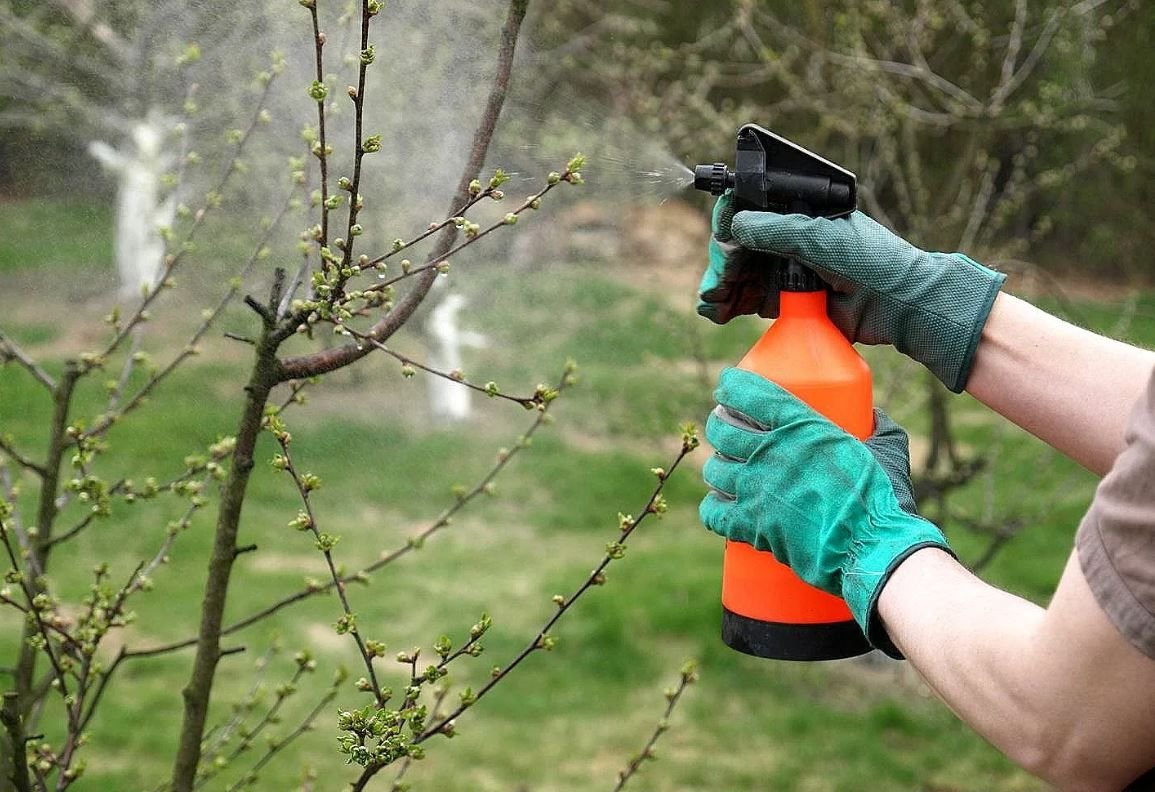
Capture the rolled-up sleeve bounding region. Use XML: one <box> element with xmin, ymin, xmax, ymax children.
<box><xmin>1076</xmin><ymin>367</ymin><xmax>1155</xmax><ymax>661</ymax></box>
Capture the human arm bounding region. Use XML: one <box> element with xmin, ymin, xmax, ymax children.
<box><xmin>968</xmin><ymin>293</ymin><xmax>1155</xmax><ymax>475</ymax></box>
<box><xmin>879</xmin><ymin>548</ymin><xmax>1155</xmax><ymax>791</ymax></box>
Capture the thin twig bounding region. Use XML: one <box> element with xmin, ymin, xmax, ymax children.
<box><xmin>119</xmin><ymin>365</ymin><xmax>571</xmax><ymax>664</ymax></box>
<box><xmin>419</xmin><ymin>432</ymin><xmax>698</xmax><ymax>744</ymax></box>
<box><xmin>0</xmin><ymin>329</ymin><xmax>55</xmax><ymax>391</ymax></box>
<box><xmin>0</xmin><ymin>435</ymin><xmax>47</xmax><ymax>478</ymax></box>
<box><xmin>612</xmin><ymin>662</ymin><xmax>699</xmax><ymax>792</ymax></box>
<box><xmin>81</xmin><ymin>183</ymin><xmax>297</xmax><ymax>441</ymax></box>
<box><xmin>273</xmin><ymin>427</ymin><xmax>387</xmax><ymax>708</ymax></box>
<box><xmin>358</xmin><ymin>178</ymin><xmax>567</xmax><ymax>296</ymax></box>
<box><xmin>352</xmin><ymin>331</ymin><xmax>550</xmax><ymax>409</ymax></box>
<box><xmin>307</xmin><ymin>3</ymin><xmax>331</xmax><ymax>252</ymax></box>
<box><xmin>225</xmin><ymin>675</ymin><xmax>340</xmax><ymax>792</ymax></box>
<box><xmin>93</xmin><ymin>66</ymin><xmax>280</xmax><ymax>366</ymax></box>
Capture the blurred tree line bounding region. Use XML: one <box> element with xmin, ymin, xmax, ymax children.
<box><xmin>2</xmin><ymin>0</ymin><xmax>1152</xmax><ymax>278</ymax></box>
<box><xmin>526</xmin><ymin>0</ymin><xmax>1153</xmax><ymax>279</ymax></box>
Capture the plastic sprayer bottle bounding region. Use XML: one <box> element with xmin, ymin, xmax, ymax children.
<box><xmin>694</xmin><ymin>124</ymin><xmax>874</xmax><ymax>661</ymax></box>
<box><xmin>722</xmin><ymin>261</ymin><xmax>873</xmax><ymax>660</ymax></box>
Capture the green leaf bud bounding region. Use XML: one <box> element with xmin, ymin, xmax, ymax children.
<box><xmin>489</xmin><ymin>169</ymin><xmax>510</xmax><ymax>189</ymax></box>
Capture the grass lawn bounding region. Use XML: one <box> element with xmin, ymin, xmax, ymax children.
<box><xmin>2</xmin><ymin>196</ymin><xmax>1151</xmax><ymax>791</ymax></box>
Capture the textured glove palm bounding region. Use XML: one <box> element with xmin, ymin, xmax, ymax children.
<box><xmin>699</xmin><ymin>368</ymin><xmax>953</xmax><ymax>657</ymax></box>
<box><xmin>696</xmin><ymin>193</ymin><xmax>1006</xmax><ymax>393</ymax></box>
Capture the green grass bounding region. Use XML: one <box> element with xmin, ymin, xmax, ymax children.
<box><xmin>4</xmin><ymin>197</ymin><xmax>1153</xmax><ymax>791</ymax></box>
<box><xmin>0</xmin><ymin>198</ymin><xmax>114</xmax><ymax>273</ymax></box>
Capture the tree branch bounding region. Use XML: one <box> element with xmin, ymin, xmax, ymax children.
<box><xmin>119</xmin><ymin>364</ymin><xmax>572</xmax><ymax>662</ymax></box>
<box><xmin>416</xmin><ymin>430</ymin><xmax>697</xmax><ymax>744</ymax></box>
<box><xmin>277</xmin><ymin>0</ymin><xmax>531</xmax><ymax>381</ymax></box>
<box><xmin>0</xmin><ymin>330</ymin><xmax>55</xmax><ymax>392</ymax></box>
<box><xmin>43</xmin><ymin>0</ymin><xmax>131</xmax><ymax>62</ymax></box>
<box><xmin>612</xmin><ymin>662</ymin><xmax>698</xmax><ymax>792</ymax></box>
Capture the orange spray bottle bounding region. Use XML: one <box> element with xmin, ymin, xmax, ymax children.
<box><xmin>694</xmin><ymin>125</ymin><xmax>873</xmax><ymax>660</ymax></box>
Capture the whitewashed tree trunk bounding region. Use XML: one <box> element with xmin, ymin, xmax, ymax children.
<box><xmin>425</xmin><ymin>289</ymin><xmax>488</xmax><ymax>424</ymax></box>
<box><xmin>89</xmin><ymin>112</ymin><xmax>177</xmax><ymax>302</ymax></box>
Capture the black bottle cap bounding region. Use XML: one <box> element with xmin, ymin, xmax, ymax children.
<box><xmin>779</xmin><ymin>260</ymin><xmax>821</xmax><ymax>292</ymax></box>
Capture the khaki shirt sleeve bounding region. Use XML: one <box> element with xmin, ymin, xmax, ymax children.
<box><xmin>1071</xmin><ymin>367</ymin><xmax>1155</xmax><ymax>665</ymax></box>
<box><xmin>1076</xmin><ymin>367</ymin><xmax>1155</xmax><ymax>661</ymax></box>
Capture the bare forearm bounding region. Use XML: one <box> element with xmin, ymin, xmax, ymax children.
<box><xmin>879</xmin><ymin>549</ymin><xmax>1155</xmax><ymax>791</ymax></box>
<box><xmin>966</xmin><ymin>293</ymin><xmax>1155</xmax><ymax>475</ymax></box>
<box><xmin>878</xmin><ymin>550</ymin><xmax>1052</xmax><ymax>775</ymax></box>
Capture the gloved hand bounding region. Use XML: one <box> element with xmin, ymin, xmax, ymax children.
<box><xmin>697</xmin><ymin>190</ymin><xmax>784</xmax><ymax>323</ymax></box>
<box><xmin>696</xmin><ymin>192</ymin><xmax>1006</xmax><ymax>393</ymax></box>
<box><xmin>699</xmin><ymin>367</ymin><xmax>953</xmax><ymax>657</ymax></box>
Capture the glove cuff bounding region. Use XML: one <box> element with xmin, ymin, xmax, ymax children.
<box><xmin>934</xmin><ymin>254</ymin><xmax>1007</xmax><ymax>393</ymax></box>
<box><xmin>841</xmin><ymin>514</ymin><xmax>954</xmax><ymax>659</ymax></box>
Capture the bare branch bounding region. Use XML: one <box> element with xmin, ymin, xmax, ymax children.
<box><xmin>121</xmin><ymin>364</ymin><xmax>573</xmax><ymax>661</ymax></box>
<box><xmin>0</xmin><ymin>436</ymin><xmax>47</xmax><ymax>478</ymax></box>
<box><xmin>999</xmin><ymin>0</ymin><xmax>1029</xmax><ymax>91</ymax></box>
<box><xmin>82</xmin><ymin>184</ymin><xmax>297</xmax><ymax>442</ymax></box>
<box><xmin>416</xmin><ymin>432</ymin><xmax>698</xmax><ymax>744</ymax></box>
<box><xmin>43</xmin><ymin>0</ymin><xmax>131</xmax><ymax>62</ymax></box>
<box><xmin>612</xmin><ymin>662</ymin><xmax>698</xmax><ymax>792</ymax></box>
<box><xmin>989</xmin><ymin>10</ymin><xmax>1062</xmax><ymax>111</ymax></box>
<box><xmin>0</xmin><ymin>329</ymin><xmax>56</xmax><ymax>392</ymax></box>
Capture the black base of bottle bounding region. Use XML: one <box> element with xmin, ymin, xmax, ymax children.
<box><xmin>722</xmin><ymin>606</ymin><xmax>872</xmax><ymax>661</ymax></box>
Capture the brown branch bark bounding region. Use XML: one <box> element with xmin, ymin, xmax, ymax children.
<box><xmin>169</xmin><ymin>325</ymin><xmax>284</xmax><ymax>792</ymax></box>
<box><xmin>1</xmin><ymin>692</ymin><xmax>33</xmax><ymax>792</ymax></box>
<box><xmin>12</xmin><ymin>364</ymin><xmax>80</xmax><ymax>720</ymax></box>
<box><xmin>278</xmin><ymin>0</ymin><xmax>531</xmax><ymax>380</ymax></box>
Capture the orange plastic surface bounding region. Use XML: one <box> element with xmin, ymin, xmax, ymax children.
<box><xmin>721</xmin><ymin>289</ymin><xmax>873</xmax><ymax>624</ymax></box>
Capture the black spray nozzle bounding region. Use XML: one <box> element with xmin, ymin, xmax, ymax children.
<box><xmin>692</xmin><ymin>124</ymin><xmax>857</xmax><ymax>220</ymax></box>
<box><xmin>694</xmin><ymin>163</ymin><xmax>735</xmax><ymax>195</ymax></box>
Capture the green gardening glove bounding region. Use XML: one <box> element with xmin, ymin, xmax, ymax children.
<box><xmin>699</xmin><ymin>367</ymin><xmax>953</xmax><ymax>658</ymax></box>
<box><xmin>696</xmin><ymin>194</ymin><xmax>1006</xmax><ymax>393</ymax></box>
<box><xmin>696</xmin><ymin>190</ymin><xmax>782</xmax><ymax>323</ymax></box>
